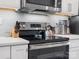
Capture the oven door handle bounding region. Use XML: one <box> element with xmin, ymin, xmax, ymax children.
<box><xmin>30</xmin><ymin>42</ymin><xmax>69</xmax><ymax>50</ymax></box>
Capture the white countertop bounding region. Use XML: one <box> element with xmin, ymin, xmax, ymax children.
<box><xmin>54</xmin><ymin>34</ymin><xmax>79</xmax><ymax>39</ymax></box>
<box><xmin>0</xmin><ymin>37</ymin><xmax>29</xmax><ymax>46</ymax></box>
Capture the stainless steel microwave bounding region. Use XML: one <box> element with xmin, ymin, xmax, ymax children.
<box><xmin>19</xmin><ymin>0</ymin><xmax>61</xmax><ymax>13</ymax></box>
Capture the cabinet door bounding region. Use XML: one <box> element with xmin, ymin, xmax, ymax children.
<box><xmin>69</xmin><ymin>47</ymin><xmax>79</xmax><ymax>59</ymax></box>
<box><xmin>0</xmin><ymin>46</ymin><xmax>10</xmax><ymax>59</ymax></box>
<box><xmin>11</xmin><ymin>45</ymin><xmax>28</xmax><ymax>59</ymax></box>
<box><xmin>62</xmin><ymin>0</ymin><xmax>78</xmax><ymax>15</ymax></box>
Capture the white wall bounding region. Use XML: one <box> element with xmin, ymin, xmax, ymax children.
<box><xmin>0</xmin><ymin>11</ymin><xmax>19</xmax><ymax>36</ymax></box>
<box><xmin>49</xmin><ymin>15</ymin><xmax>68</xmax><ymax>27</ymax></box>
<box><xmin>0</xmin><ymin>11</ymin><xmax>49</xmax><ymax>36</ymax></box>
<box><xmin>18</xmin><ymin>14</ymin><xmax>49</xmax><ymax>23</ymax></box>
<box><xmin>0</xmin><ymin>11</ymin><xmax>68</xmax><ymax>37</ymax></box>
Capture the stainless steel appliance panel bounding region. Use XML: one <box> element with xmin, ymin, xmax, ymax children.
<box><xmin>19</xmin><ymin>22</ymin><xmax>47</xmax><ymax>30</ymax></box>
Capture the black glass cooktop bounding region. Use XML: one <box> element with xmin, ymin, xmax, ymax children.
<box><xmin>22</xmin><ymin>36</ymin><xmax>69</xmax><ymax>44</ymax></box>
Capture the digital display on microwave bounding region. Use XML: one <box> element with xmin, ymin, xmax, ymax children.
<box><xmin>31</xmin><ymin>24</ymin><xmax>41</xmax><ymax>28</ymax></box>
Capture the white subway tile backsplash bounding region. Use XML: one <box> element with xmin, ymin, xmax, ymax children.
<box><xmin>0</xmin><ymin>11</ymin><xmax>68</xmax><ymax>36</ymax></box>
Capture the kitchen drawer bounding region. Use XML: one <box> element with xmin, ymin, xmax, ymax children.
<box><xmin>70</xmin><ymin>40</ymin><xmax>79</xmax><ymax>48</ymax></box>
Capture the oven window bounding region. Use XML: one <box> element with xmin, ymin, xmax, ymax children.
<box><xmin>38</xmin><ymin>52</ymin><xmax>67</xmax><ymax>59</ymax></box>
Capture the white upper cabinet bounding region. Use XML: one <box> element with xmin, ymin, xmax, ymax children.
<box><xmin>61</xmin><ymin>0</ymin><xmax>79</xmax><ymax>16</ymax></box>
<box><xmin>0</xmin><ymin>0</ymin><xmax>20</xmax><ymax>9</ymax></box>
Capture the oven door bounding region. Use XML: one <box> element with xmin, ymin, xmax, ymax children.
<box><xmin>29</xmin><ymin>42</ymin><xmax>69</xmax><ymax>59</ymax></box>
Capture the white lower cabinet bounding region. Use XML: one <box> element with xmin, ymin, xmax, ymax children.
<box><xmin>0</xmin><ymin>46</ymin><xmax>10</xmax><ymax>59</ymax></box>
<box><xmin>11</xmin><ymin>45</ymin><xmax>28</xmax><ymax>59</ymax></box>
<box><xmin>0</xmin><ymin>45</ymin><xmax>28</xmax><ymax>59</ymax></box>
<box><xmin>69</xmin><ymin>47</ymin><xmax>79</xmax><ymax>59</ymax></box>
<box><xmin>69</xmin><ymin>40</ymin><xmax>79</xmax><ymax>59</ymax></box>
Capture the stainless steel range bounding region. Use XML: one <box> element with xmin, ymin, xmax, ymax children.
<box><xmin>19</xmin><ymin>22</ymin><xmax>69</xmax><ymax>59</ymax></box>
